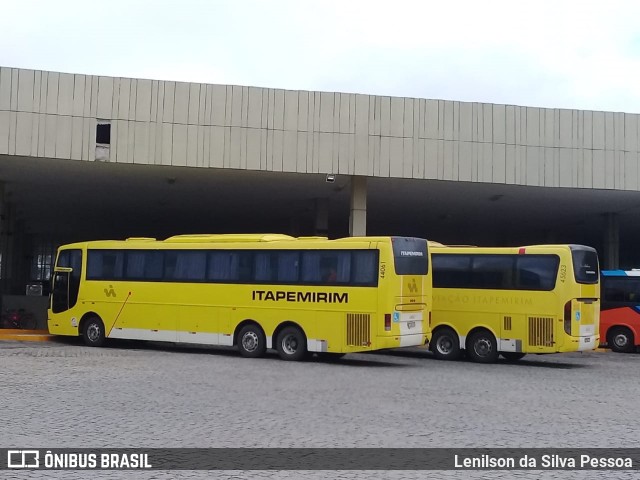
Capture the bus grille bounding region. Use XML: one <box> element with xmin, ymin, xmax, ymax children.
<box><xmin>528</xmin><ymin>317</ymin><xmax>554</xmax><ymax>346</ymax></box>
<box><xmin>503</xmin><ymin>316</ymin><xmax>512</xmax><ymax>331</ymax></box>
<box><xmin>347</xmin><ymin>313</ymin><xmax>371</xmax><ymax>346</ymax></box>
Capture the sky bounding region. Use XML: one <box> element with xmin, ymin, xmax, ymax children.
<box><xmin>2</xmin><ymin>0</ymin><xmax>640</xmax><ymax>113</ymax></box>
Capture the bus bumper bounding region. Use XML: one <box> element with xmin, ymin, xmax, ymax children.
<box><xmin>376</xmin><ymin>333</ymin><xmax>426</xmax><ymax>349</ymax></box>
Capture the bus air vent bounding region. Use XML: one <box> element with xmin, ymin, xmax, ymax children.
<box><xmin>528</xmin><ymin>317</ymin><xmax>554</xmax><ymax>346</ymax></box>
<box><xmin>503</xmin><ymin>316</ymin><xmax>512</xmax><ymax>331</ymax></box>
<box><xmin>347</xmin><ymin>313</ymin><xmax>371</xmax><ymax>346</ymax></box>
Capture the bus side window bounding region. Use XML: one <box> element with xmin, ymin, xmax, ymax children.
<box><xmin>626</xmin><ymin>279</ymin><xmax>640</xmax><ymax>303</ymax></box>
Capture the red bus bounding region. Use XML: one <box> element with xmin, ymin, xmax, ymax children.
<box><xmin>600</xmin><ymin>270</ymin><xmax>640</xmax><ymax>353</ymax></box>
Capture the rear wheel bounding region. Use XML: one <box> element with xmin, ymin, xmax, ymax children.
<box><xmin>608</xmin><ymin>327</ymin><xmax>635</xmax><ymax>353</ymax></box>
<box><xmin>467</xmin><ymin>330</ymin><xmax>499</xmax><ymax>363</ymax></box>
<box><xmin>500</xmin><ymin>352</ymin><xmax>526</xmax><ymax>362</ymax></box>
<box><xmin>276</xmin><ymin>326</ymin><xmax>307</xmax><ymax>361</ymax></box>
<box><xmin>237</xmin><ymin>324</ymin><xmax>267</xmax><ymax>358</ymax></box>
<box><xmin>430</xmin><ymin>328</ymin><xmax>461</xmax><ymax>360</ymax></box>
<box><xmin>82</xmin><ymin>317</ymin><xmax>106</xmax><ymax>347</ymax></box>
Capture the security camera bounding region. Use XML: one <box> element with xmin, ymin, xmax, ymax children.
<box><xmin>325</xmin><ymin>174</ymin><xmax>336</xmax><ymax>183</ymax></box>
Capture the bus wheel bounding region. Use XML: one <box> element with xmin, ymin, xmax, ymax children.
<box><xmin>431</xmin><ymin>328</ymin><xmax>461</xmax><ymax>360</ymax></box>
<box><xmin>467</xmin><ymin>330</ymin><xmax>499</xmax><ymax>363</ymax></box>
<box><xmin>501</xmin><ymin>352</ymin><xmax>526</xmax><ymax>362</ymax></box>
<box><xmin>276</xmin><ymin>326</ymin><xmax>307</xmax><ymax>361</ymax></box>
<box><xmin>83</xmin><ymin>317</ymin><xmax>106</xmax><ymax>347</ymax></box>
<box><xmin>608</xmin><ymin>327</ymin><xmax>634</xmax><ymax>353</ymax></box>
<box><xmin>237</xmin><ymin>324</ymin><xmax>266</xmax><ymax>358</ymax></box>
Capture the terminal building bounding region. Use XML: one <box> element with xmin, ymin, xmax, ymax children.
<box><xmin>1</xmin><ymin>66</ymin><xmax>640</xmax><ymax>322</ymax></box>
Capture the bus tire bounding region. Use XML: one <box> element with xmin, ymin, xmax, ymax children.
<box><xmin>237</xmin><ymin>324</ymin><xmax>267</xmax><ymax>358</ymax></box>
<box><xmin>430</xmin><ymin>328</ymin><xmax>461</xmax><ymax>360</ymax></box>
<box><xmin>83</xmin><ymin>316</ymin><xmax>106</xmax><ymax>347</ymax></box>
<box><xmin>467</xmin><ymin>330</ymin><xmax>499</xmax><ymax>363</ymax></box>
<box><xmin>276</xmin><ymin>326</ymin><xmax>307</xmax><ymax>361</ymax></box>
<box><xmin>500</xmin><ymin>352</ymin><xmax>526</xmax><ymax>362</ymax></box>
<box><xmin>608</xmin><ymin>327</ymin><xmax>635</xmax><ymax>353</ymax></box>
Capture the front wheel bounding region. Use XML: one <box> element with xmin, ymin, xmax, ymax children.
<box><xmin>83</xmin><ymin>317</ymin><xmax>106</xmax><ymax>347</ymax></box>
<box><xmin>466</xmin><ymin>330</ymin><xmax>499</xmax><ymax>363</ymax></box>
<box><xmin>237</xmin><ymin>324</ymin><xmax>267</xmax><ymax>358</ymax></box>
<box><xmin>501</xmin><ymin>352</ymin><xmax>526</xmax><ymax>362</ymax></box>
<box><xmin>608</xmin><ymin>327</ymin><xmax>635</xmax><ymax>353</ymax></box>
<box><xmin>276</xmin><ymin>326</ymin><xmax>307</xmax><ymax>361</ymax></box>
<box><xmin>430</xmin><ymin>328</ymin><xmax>461</xmax><ymax>360</ymax></box>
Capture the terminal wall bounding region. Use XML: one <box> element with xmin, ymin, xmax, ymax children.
<box><xmin>1</xmin><ymin>66</ymin><xmax>640</xmax><ymax>191</ymax></box>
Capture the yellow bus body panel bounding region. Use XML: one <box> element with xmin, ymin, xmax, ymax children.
<box><xmin>431</xmin><ymin>244</ymin><xmax>600</xmax><ymax>355</ymax></box>
<box><xmin>48</xmin><ymin>235</ymin><xmax>432</xmax><ymax>354</ymax></box>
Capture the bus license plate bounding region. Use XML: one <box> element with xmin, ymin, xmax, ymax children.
<box><xmin>407</xmin><ymin>321</ymin><xmax>415</xmax><ymax>329</ymax></box>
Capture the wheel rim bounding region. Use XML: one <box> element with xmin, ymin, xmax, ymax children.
<box><xmin>87</xmin><ymin>323</ymin><xmax>101</xmax><ymax>342</ymax></box>
<box><xmin>474</xmin><ymin>337</ymin><xmax>492</xmax><ymax>357</ymax></box>
<box><xmin>613</xmin><ymin>333</ymin><xmax>628</xmax><ymax>348</ymax></box>
<box><xmin>281</xmin><ymin>334</ymin><xmax>298</xmax><ymax>355</ymax></box>
<box><xmin>242</xmin><ymin>331</ymin><xmax>259</xmax><ymax>352</ymax></box>
<box><xmin>436</xmin><ymin>336</ymin><xmax>453</xmax><ymax>355</ymax></box>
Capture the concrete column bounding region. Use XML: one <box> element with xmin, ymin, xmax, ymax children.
<box><xmin>349</xmin><ymin>176</ymin><xmax>367</xmax><ymax>237</ymax></box>
<box><xmin>314</xmin><ymin>198</ymin><xmax>329</xmax><ymax>237</ymax></box>
<box><xmin>603</xmin><ymin>212</ymin><xmax>619</xmax><ymax>269</ymax></box>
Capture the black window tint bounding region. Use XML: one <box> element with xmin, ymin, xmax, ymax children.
<box><xmin>277</xmin><ymin>252</ymin><xmax>299</xmax><ymax>282</ymax></box>
<box><xmin>55</xmin><ymin>249</ymin><xmax>82</xmax><ymax>309</ymax></box>
<box><xmin>434</xmin><ymin>253</ymin><xmax>559</xmax><ymax>291</ymax></box>
<box><xmin>392</xmin><ymin>237</ymin><xmax>428</xmax><ymax>275</ymax></box>
<box><xmin>603</xmin><ymin>277</ymin><xmax>640</xmax><ymax>303</ymax></box>
<box><xmin>207</xmin><ymin>251</ymin><xmax>253</xmax><ymax>282</ymax></box>
<box><xmin>301</xmin><ymin>251</ymin><xmax>351</xmax><ymax>284</ymax></box>
<box><xmin>254</xmin><ymin>253</ymin><xmax>275</xmax><ymax>282</ymax></box>
<box><xmin>571</xmin><ymin>247</ymin><xmax>599</xmax><ymax>284</ymax></box>
<box><xmin>165</xmin><ymin>251</ymin><xmax>206</xmax><ymax>281</ymax></box>
<box><xmin>472</xmin><ymin>255</ymin><xmax>514</xmax><ymax>289</ymax></box>
<box><xmin>516</xmin><ymin>255</ymin><xmax>559</xmax><ymax>290</ymax></box>
<box><xmin>87</xmin><ymin>250</ymin><xmax>124</xmax><ymax>280</ymax></box>
<box><xmin>352</xmin><ymin>251</ymin><xmax>378</xmax><ymax>285</ymax></box>
<box><xmin>301</xmin><ymin>252</ymin><xmax>322</xmax><ymax>282</ymax></box>
<box><xmin>207</xmin><ymin>251</ymin><xmax>240</xmax><ymax>281</ymax></box>
<box><xmin>56</xmin><ymin>250</ymin><xmax>70</xmax><ymax>268</ymax></box>
<box><xmin>432</xmin><ymin>254</ymin><xmax>472</xmax><ymax>288</ymax></box>
<box><xmin>126</xmin><ymin>251</ymin><xmax>163</xmax><ymax>280</ymax></box>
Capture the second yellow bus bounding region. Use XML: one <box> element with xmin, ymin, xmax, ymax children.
<box><xmin>429</xmin><ymin>243</ymin><xmax>600</xmax><ymax>363</ymax></box>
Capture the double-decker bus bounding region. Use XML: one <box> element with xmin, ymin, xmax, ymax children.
<box><xmin>429</xmin><ymin>243</ymin><xmax>600</xmax><ymax>363</ymax></box>
<box><xmin>600</xmin><ymin>269</ymin><xmax>640</xmax><ymax>353</ymax></box>
<box><xmin>48</xmin><ymin>234</ymin><xmax>431</xmax><ymax>361</ymax></box>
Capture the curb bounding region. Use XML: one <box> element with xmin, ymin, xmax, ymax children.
<box><xmin>0</xmin><ymin>329</ymin><xmax>55</xmax><ymax>342</ymax></box>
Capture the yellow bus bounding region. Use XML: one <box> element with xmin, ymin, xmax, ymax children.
<box><xmin>429</xmin><ymin>243</ymin><xmax>600</xmax><ymax>363</ymax></box>
<box><xmin>48</xmin><ymin>234</ymin><xmax>431</xmax><ymax>361</ymax></box>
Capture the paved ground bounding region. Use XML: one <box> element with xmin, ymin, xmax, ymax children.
<box><xmin>1</xmin><ymin>338</ymin><xmax>638</xmax><ymax>479</ymax></box>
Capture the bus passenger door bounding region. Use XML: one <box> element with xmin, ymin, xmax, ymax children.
<box><xmin>51</xmin><ymin>268</ymin><xmax>75</xmax><ymax>313</ymax></box>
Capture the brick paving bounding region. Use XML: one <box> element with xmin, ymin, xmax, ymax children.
<box><xmin>1</xmin><ymin>338</ymin><xmax>638</xmax><ymax>479</ymax></box>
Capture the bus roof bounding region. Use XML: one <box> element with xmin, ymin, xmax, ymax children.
<box><xmin>601</xmin><ymin>269</ymin><xmax>640</xmax><ymax>277</ymax></box>
<box><xmin>430</xmin><ymin>243</ymin><xmax>594</xmax><ymax>253</ymax></box>
<box><xmin>57</xmin><ymin>234</ymin><xmax>428</xmax><ymax>250</ymax></box>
